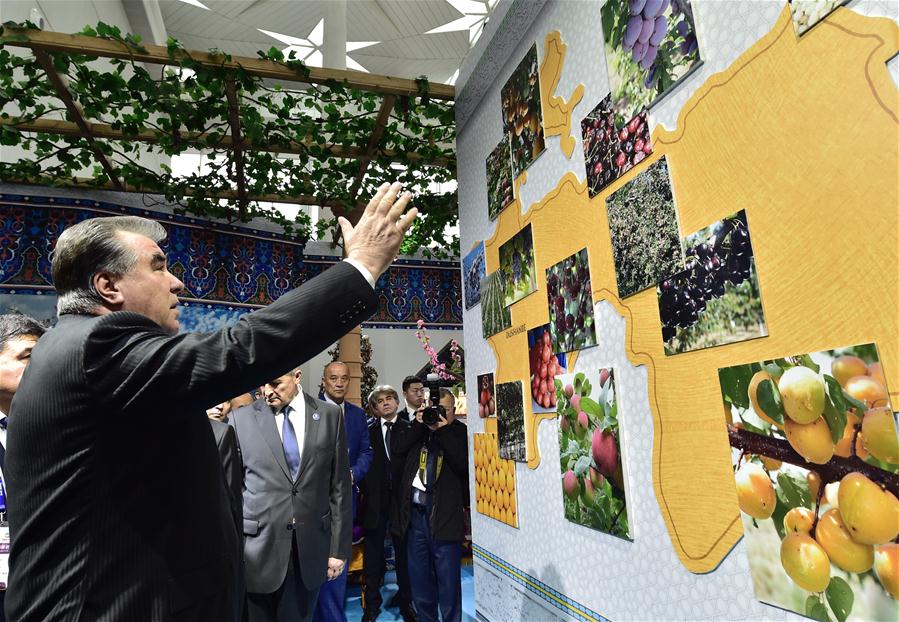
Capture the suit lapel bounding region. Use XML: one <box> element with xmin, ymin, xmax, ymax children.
<box><xmin>253</xmin><ymin>401</ymin><xmax>291</xmax><ymax>481</ymax></box>
<box><xmin>295</xmin><ymin>393</ymin><xmax>322</xmax><ymax>482</ymax></box>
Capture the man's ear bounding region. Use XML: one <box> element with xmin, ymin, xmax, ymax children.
<box><xmin>293</xmin><ymin>369</ymin><xmax>303</xmax><ymax>386</ymax></box>
<box><xmin>93</xmin><ymin>272</ymin><xmax>125</xmax><ymax>306</ymax></box>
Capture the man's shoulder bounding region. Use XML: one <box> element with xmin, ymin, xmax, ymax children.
<box><xmin>305</xmin><ymin>393</ymin><xmax>340</xmax><ymax>417</ymax></box>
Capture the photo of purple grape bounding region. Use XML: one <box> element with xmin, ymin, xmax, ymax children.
<box><xmin>462</xmin><ymin>242</ymin><xmax>487</xmax><ymax>310</ymax></box>
<box><xmin>601</xmin><ymin>0</ymin><xmax>702</xmax><ymax>125</ymax></box>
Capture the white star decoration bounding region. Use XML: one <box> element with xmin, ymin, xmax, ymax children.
<box><xmin>426</xmin><ymin>0</ymin><xmax>496</xmax><ymax>46</ymax></box>
<box><xmin>259</xmin><ymin>20</ymin><xmax>376</xmax><ymax>72</ymax></box>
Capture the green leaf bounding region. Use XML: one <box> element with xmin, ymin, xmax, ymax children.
<box><xmin>800</xmin><ymin>354</ymin><xmax>821</xmax><ymax>374</ymax></box>
<box><xmin>757</xmin><ymin>379</ymin><xmax>785</xmax><ymax>425</ymax></box>
<box><xmin>822</xmin><ymin>398</ymin><xmax>847</xmax><ymax>444</ymax></box>
<box><xmin>764</xmin><ymin>362</ymin><xmax>784</xmax><ymax>381</ymax></box>
<box><xmin>806</xmin><ymin>596</ymin><xmax>831</xmax><ymax>622</ymax></box>
<box><xmin>573</xmin><ymin>455</ymin><xmax>591</xmax><ymax>477</ymax></box>
<box><xmin>579</xmin><ymin>396</ymin><xmax>603</xmax><ymax>419</ymax></box>
<box><xmin>719</xmin><ymin>364</ymin><xmax>755</xmax><ymax>410</ymax></box>
<box><xmin>825</xmin><ymin>577</ymin><xmax>853</xmax><ymax>622</ymax></box>
<box><xmin>778</xmin><ymin>471</ymin><xmax>812</xmax><ymax>509</ymax></box>
<box><xmin>824</xmin><ymin>376</ymin><xmax>847</xmax><ymax>414</ymax></box>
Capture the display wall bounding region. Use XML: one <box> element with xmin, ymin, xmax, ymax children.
<box><xmin>458</xmin><ymin>1</ymin><xmax>899</xmax><ymax>620</ymax></box>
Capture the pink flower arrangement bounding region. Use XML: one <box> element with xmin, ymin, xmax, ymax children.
<box><xmin>416</xmin><ymin>319</ymin><xmax>463</xmax><ymax>383</ymax></box>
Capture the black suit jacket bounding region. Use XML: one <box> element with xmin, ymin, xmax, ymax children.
<box><xmin>5</xmin><ymin>261</ymin><xmax>377</xmax><ymax>621</ymax></box>
<box><xmin>359</xmin><ymin>416</ymin><xmax>410</xmax><ymax>532</ymax></box>
<box><xmin>210</xmin><ymin>419</ymin><xmax>243</xmax><ymax>537</ymax></box>
<box><xmin>230</xmin><ymin>394</ymin><xmax>351</xmax><ymax>594</ymax></box>
<box><xmin>396</xmin><ymin>407</ymin><xmax>412</xmax><ymax>423</ymax></box>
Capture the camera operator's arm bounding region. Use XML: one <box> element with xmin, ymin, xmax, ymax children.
<box><xmin>391</xmin><ymin>409</ymin><xmax>428</xmax><ymax>459</ymax></box>
<box><xmin>432</xmin><ymin>422</ymin><xmax>468</xmax><ymax>479</ymax></box>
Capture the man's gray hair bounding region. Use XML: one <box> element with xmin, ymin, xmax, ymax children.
<box><xmin>0</xmin><ymin>314</ymin><xmax>46</xmax><ymax>354</ymax></box>
<box><xmin>52</xmin><ymin>216</ymin><xmax>167</xmax><ymax>316</ymax></box>
<box><xmin>367</xmin><ymin>384</ymin><xmax>399</xmax><ymax>409</ymax></box>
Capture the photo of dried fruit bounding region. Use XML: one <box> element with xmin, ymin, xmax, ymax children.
<box><xmin>657</xmin><ymin>210</ymin><xmax>767</xmax><ymax>355</ymax></box>
<box><xmin>719</xmin><ymin>344</ymin><xmax>898</xmax><ymax>621</ymax></box>
<box><xmin>557</xmin><ymin>369</ymin><xmax>631</xmax><ymax>538</ymax></box>
<box><xmin>600</xmin><ymin>0</ymin><xmax>702</xmax><ymax>124</ymax></box>
<box><xmin>606</xmin><ymin>156</ymin><xmax>684</xmax><ymax>299</ymax></box>
<box><xmin>501</xmin><ymin>44</ymin><xmax>546</xmax><ymax>179</ymax></box>
<box><xmin>789</xmin><ymin>0</ymin><xmax>848</xmax><ymax>36</ymax></box>
<box><xmin>486</xmin><ymin>135</ymin><xmax>514</xmax><ymax>221</ymax></box>
<box><xmin>546</xmin><ymin>248</ymin><xmax>598</xmax><ymax>353</ymax></box>
<box><xmin>473</xmin><ymin>432</ymin><xmax>518</xmax><ymax>527</ymax></box>
<box><xmin>463</xmin><ymin>242</ymin><xmax>486</xmax><ymax>310</ymax></box>
<box><xmin>581</xmin><ymin>94</ymin><xmax>652</xmax><ymax>197</ymax></box>
<box><xmin>480</xmin><ymin>271</ymin><xmax>512</xmax><ymax>339</ymax></box>
<box><xmin>476</xmin><ymin>372</ymin><xmax>496</xmax><ymax>419</ymax></box>
<box><xmin>527</xmin><ymin>325</ymin><xmax>567</xmax><ymax>414</ymax></box>
<box><xmin>498</xmin><ymin>223</ymin><xmax>537</xmax><ymax>307</ymax></box>
<box><xmin>496</xmin><ymin>380</ymin><xmax>526</xmax><ymax>462</ymax></box>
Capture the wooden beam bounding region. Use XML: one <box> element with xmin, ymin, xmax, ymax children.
<box><xmin>346</xmin><ymin>94</ymin><xmax>396</xmax><ymax>216</ymax></box>
<box><xmin>224</xmin><ymin>78</ymin><xmax>248</xmax><ymax>218</ymax></box>
<box><xmin>0</xmin><ymin>116</ymin><xmax>455</xmax><ymax>167</ymax></box>
<box><xmin>1</xmin><ymin>28</ymin><xmax>454</xmax><ymax>101</ymax></box>
<box><xmin>33</xmin><ymin>49</ymin><xmax>123</xmax><ymax>190</ymax></box>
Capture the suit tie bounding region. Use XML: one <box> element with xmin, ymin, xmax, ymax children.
<box><xmin>384</xmin><ymin>421</ymin><xmax>394</xmax><ymax>460</ymax></box>
<box><xmin>281</xmin><ymin>407</ymin><xmax>301</xmax><ymax>479</ymax></box>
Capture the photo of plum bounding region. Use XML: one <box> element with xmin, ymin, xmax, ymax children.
<box><xmin>498</xmin><ymin>223</ymin><xmax>537</xmax><ymax>307</ymax></box>
<box><xmin>557</xmin><ymin>368</ymin><xmax>631</xmax><ymax>539</ymax></box>
<box><xmin>606</xmin><ymin>156</ymin><xmax>684</xmax><ymax>299</ymax></box>
<box><xmin>480</xmin><ymin>271</ymin><xmax>512</xmax><ymax>339</ymax></box>
<box><xmin>486</xmin><ymin>134</ymin><xmax>514</xmax><ymax>221</ymax></box>
<box><xmin>527</xmin><ymin>325</ymin><xmax>567</xmax><ymax>414</ymax></box>
<box><xmin>600</xmin><ymin>0</ymin><xmax>702</xmax><ymax>125</ymax></box>
<box><xmin>657</xmin><ymin>210</ymin><xmax>767</xmax><ymax>355</ymax></box>
<box><xmin>473</xmin><ymin>432</ymin><xmax>518</xmax><ymax>527</ymax></box>
<box><xmin>477</xmin><ymin>372</ymin><xmax>496</xmax><ymax>419</ymax></box>
<box><xmin>581</xmin><ymin>94</ymin><xmax>652</xmax><ymax>197</ymax></box>
<box><xmin>501</xmin><ymin>44</ymin><xmax>546</xmax><ymax>179</ymax></box>
<box><xmin>546</xmin><ymin>248</ymin><xmax>597</xmax><ymax>354</ymax></box>
<box><xmin>496</xmin><ymin>380</ymin><xmax>526</xmax><ymax>462</ymax></box>
<box><xmin>720</xmin><ymin>344</ymin><xmax>899</xmax><ymax>621</ymax></box>
<box><xmin>789</xmin><ymin>0</ymin><xmax>848</xmax><ymax>36</ymax></box>
<box><xmin>462</xmin><ymin>242</ymin><xmax>486</xmax><ymax>310</ymax></box>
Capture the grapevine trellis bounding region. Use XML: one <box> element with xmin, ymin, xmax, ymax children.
<box><xmin>0</xmin><ymin>21</ymin><xmax>459</xmax><ymax>257</ymax></box>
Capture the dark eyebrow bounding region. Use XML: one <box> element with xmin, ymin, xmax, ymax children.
<box><xmin>150</xmin><ymin>253</ymin><xmax>167</xmax><ymax>268</ymax></box>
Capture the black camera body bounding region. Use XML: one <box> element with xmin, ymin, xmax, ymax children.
<box><xmin>421</xmin><ymin>374</ymin><xmax>450</xmax><ymax>426</ymax></box>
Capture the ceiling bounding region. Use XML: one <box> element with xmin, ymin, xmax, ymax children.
<box><xmin>153</xmin><ymin>0</ymin><xmax>498</xmax><ymax>85</ymax></box>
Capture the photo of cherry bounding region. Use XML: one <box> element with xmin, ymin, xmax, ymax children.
<box><xmin>527</xmin><ymin>324</ymin><xmax>567</xmax><ymax>414</ymax></box>
<box><xmin>720</xmin><ymin>344</ymin><xmax>898</xmax><ymax>621</ymax></box>
<box><xmin>546</xmin><ymin>248</ymin><xmax>597</xmax><ymax>354</ymax></box>
<box><xmin>477</xmin><ymin>372</ymin><xmax>496</xmax><ymax>419</ymax></box>
<box><xmin>581</xmin><ymin>94</ymin><xmax>652</xmax><ymax>197</ymax></box>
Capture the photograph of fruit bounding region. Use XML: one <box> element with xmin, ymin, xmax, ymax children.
<box><xmin>719</xmin><ymin>344</ymin><xmax>898</xmax><ymax>621</ymax></box>
<box><xmin>477</xmin><ymin>372</ymin><xmax>496</xmax><ymax>419</ymax></box>
<box><xmin>473</xmin><ymin>432</ymin><xmax>518</xmax><ymax>527</ymax></box>
<box><xmin>463</xmin><ymin>242</ymin><xmax>487</xmax><ymax>310</ymax></box>
<box><xmin>789</xmin><ymin>0</ymin><xmax>848</xmax><ymax>36</ymax></box>
<box><xmin>606</xmin><ymin>156</ymin><xmax>684</xmax><ymax>299</ymax></box>
<box><xmin>480</xmin><ymin>271</ymin><xmax>512</xmax><ymax>339</ymax></box>
<box><xmin>501</xmin><ymin>44</ymin><xmax>546</xmax><ymax>179</ymax></box>
<box><xmin>496</xmin><ymin>380</ymin><xmax>526</xmax><ymax>462</ymax></box>
<box><xmin>600</xmin><ymin>0</ymin><xmax>702</xmax><ymax>125</ymax></box>
<box><xmin>557</xmin><ymin>369</ymin><xmax>631</xmax><ymax>538</ymax></box>
<box><xmin>657</xmin><ymin>210</ymin><xmax>767</xmax><ymax>355</ymax></box>
<box><xmin>581</xmin><ymin>94</ymin><xmax>652</xmax><ymax>197</ymax></box>
<box><xmin>486</xmin><ymin>135</ymin><xmax>514</xmax><ymax>221</ymax></box>
<box><xmin>527</xmin><ymin>325</ymin><xmax>567</xmax><ymax>414</ymax></box>
<box><xmin>498</xmin><ymin>224</ymin><xmax>538</xmax><ymax>307</ymax></box>
<box><xmin>546</xmin><ymin>248</ymin><xmax>598</xmax><ymax>354</ymax></box>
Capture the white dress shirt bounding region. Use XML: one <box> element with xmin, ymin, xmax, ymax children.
<box><xmin>274</xmin><ymin>393</ymin><xmax>307</xmax><ymax>451</ymax></box>
<box><xmin>343</xmin><ymin>258</ymin><xmax>376</xmax><ymax>288</ymax></box>
<box><xmin>322</xmin><ymin>393</ymin><xmax>345</xmax><ymax>415</ymax></box>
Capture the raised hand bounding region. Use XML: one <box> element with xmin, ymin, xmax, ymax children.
<box><xmin>339</xmin><ymin>182</ymin><xmax>418</xmax><ymax>279</ymax></box>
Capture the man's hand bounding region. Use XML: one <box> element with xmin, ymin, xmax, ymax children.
<box><xmin>326</xmin><ymin>557</ymin><xmax>345</xmax><ymax>581</ymax></box>
<box><xmin>339</xmin><ymin>182</ymin><xmax>417</xmax><ymax>279</ymax></box>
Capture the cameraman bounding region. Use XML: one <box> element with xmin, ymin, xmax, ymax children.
<box><xmin>393</xmin><ymin>387</ymin><xmax>469</xmax><ymax>622</ymax></box>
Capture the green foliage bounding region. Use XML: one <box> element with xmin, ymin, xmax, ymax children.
<box><xmin>0</xmin><ymin>22</ymin><xmax>457</xmax><ymax>256</ymax></box>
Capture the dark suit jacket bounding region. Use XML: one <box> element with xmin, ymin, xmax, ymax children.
<box><xmin>5</xmin><ymin>261</ymin><xmax>377</xmax><ymax>621</ymax></box>
<box><xmin>359</xmin><ymin>416</ymin><xmax>410</xmax><ymax>533</ymax></box>
<box><xmin>320</xmin><ymin>398</ymin><xmax>372</xmax><ymax>490</ymax></box>
<box><xmin>210</xmin><ymin>419</ymin><xmax>243</xmax><ymax>537</ymax></box>
<box><xmin>396</xmin><ymin>407</ymin><xmax>412</xmax><ymax>423</ymax></box>
<box><xmin>230</xmin><ymin>393</ymin><xmax>351</xmax><ymax>594</ymax></box>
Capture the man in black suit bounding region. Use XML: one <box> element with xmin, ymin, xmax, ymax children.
<box><xmin>394</xmin><ymin>389</ymin><xmax>469</xmax><ymax>622</ymax></box>
<box><xmin>4</xmin><ymin>182</ymin><xmax>416</xmax><ymax>621</ymax></box>
<box><xmin>231</xmin><ymin>368</ymin><xmax>350</xmax><ymax>622</ymax></box>
<box><xmin>396</xmin><ymin>376</ymin><xmax>425</xmax><ymax>423</ymax></box>
<box><xmin>206</xmin><ymin>405</ymin><xmax>243</xmax><ymax>536</ymax></box>
<box><xmin>359</xmin><ymin>385</ymin><xmax>415</xmax><ymax>622</ymax></box>
<box><xmin>0</xmin><ymin>314</ymin><xmax>45</xmax><ymax>622</ymax></box>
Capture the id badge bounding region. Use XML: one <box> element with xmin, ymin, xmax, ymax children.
<box><xmin>0</xmin><ymin>523</ymin><xmax>9</xmax><ymax>590</ymax></box>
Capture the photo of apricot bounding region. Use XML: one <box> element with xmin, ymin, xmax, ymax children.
<box><xmin>780</xmin><ymin>533</ymin><xmax>831</xmax><ymax>593</ymax></box>
<box><xmin>831</xmin><ymin>355</ymin><xmax>868</xmax><ymax>387</ymax></box>
<box><xmin>779</xmin><ymin>366</ymin><xmax>826</xmax><ymax>424</ymax></box>
<box><xmin>473</xmin><ymin>432</ymin><xmax>518</xmax><ymax>527</ymax></box>
<box><xmin>734</xmin><ymin>462</ymin><xmax>775</xmax><ymax>520</ymax></box>
<box><xmin>784</xmin><ymin>417</ymin><xmax>834</xmax><ymax>464</ymax></box>
<box><xmin>844</xmin><ymin>375</ymin><xmax>889</xmax><ymax>410</ymax></box>
<box><xmin>837</xmin><ymin>472</ymin><xmax>899</xmax><ymax>545</ymax></box>
<box><xmin>815</xmin><ymin>508</ymin><xmax>874</xmax><ymax>573</ymax></box>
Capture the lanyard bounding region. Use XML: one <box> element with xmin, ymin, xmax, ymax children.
<box><xmin>417</xmin><ymin>444</ymin><xmax>443</xmax><ymax>487</ymax></box>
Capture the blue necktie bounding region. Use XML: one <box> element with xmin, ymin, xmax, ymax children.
<box><xmin>282</xmin><ymin>408</ymin><xmax>301</xmax><ymax>479</ymax></box>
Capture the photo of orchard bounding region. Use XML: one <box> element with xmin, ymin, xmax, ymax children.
<box><xmin>720</xmin><ymin>345</ymin><xmax>898</xmax><ymax>621</ymax></box>
<box><xmin>486</xmin><ymin>135</ymin><xmax>513</xmax><ymax>221</ymax></box>
<box><xmin>557</xmin><ymin>369</ymin><xmax>631</xmax><ymax>539</ymax></box>
<box><xmin>496</xmin><ymin>380</ymin><xmax>527</xmax><ymax>462</ymax></box>
<box><xmin>501</xmin><ymin>44</ymin><xmax>545</xmax><ymax>178</ymax></box>
<box><xmin>480</xmin><ymin>271</ymin><xmax>512</xmax><ymax>338</ymax></box>
<box><xmin>499</xmin><ymin>223</ymin><xmax>537</xmax><ymax>307</ymax></box>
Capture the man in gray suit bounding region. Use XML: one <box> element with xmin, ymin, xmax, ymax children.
<box><xmin>231</xmin><ymin>367</ymin><xmax>350</xmax><ymax>622</ymax></box>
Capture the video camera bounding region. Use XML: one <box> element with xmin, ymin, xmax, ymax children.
<box><xmin>421</xmin><ymin>373</ymin><xmax>452</xmax><ymax>426</ymax></box>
